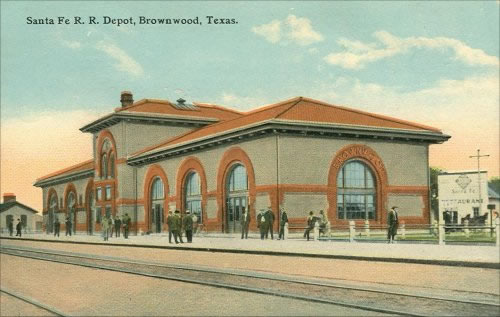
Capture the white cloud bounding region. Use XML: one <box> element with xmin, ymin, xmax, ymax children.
<box><xmin>252</xmin><ymin>15</ymin><xmax>323</xmax><ymax>46</ymax></box>
<box><xmin>325</xmin><ymin>30</ymin><xmax>499</xmax><ymax>69</ymax></box>
<box><xmin>218</xmin><ymin>92</ymin><xmax>267</xmax><ymax>111</ymax></box>
<box><xmin>306</xmin><ymin>74</ymin><xmax>499</xmax><ymax>175</ymax></box>
<box><xmin>95</xmin><ymin>41</ymin><xmax>144</xmax><ymax>77</ymax></box>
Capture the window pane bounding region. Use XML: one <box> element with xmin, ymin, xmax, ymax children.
<box><xmin>152</xmin><ymin>178</ymin><xmax>164</xmax><ymax>200</ymax></box>
<box><xmin>105</xmin><ymin>186</ymin><xmax>112</xmax><ymax>200</ymax></box>
<box><xmin>228</xmin><ymin>165</ymin><xmax>247</xmax><ymax>192</ymax></box>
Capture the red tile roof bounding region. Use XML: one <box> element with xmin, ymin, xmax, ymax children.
<box><xmin>36</xmin><ymin>159</ymin><xmax>94</xmax><ymax>183</ymax></box>
<box><xmin>116</xmin><ymin>99</ymin><xmax>243</xmax><ymax>121</ymax></box>
<box><xmin>132</xmin><ymin>97</ymin><xmax>443</xmax><ymax>158</ymax></box>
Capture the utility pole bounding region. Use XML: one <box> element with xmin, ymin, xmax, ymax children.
<box><xmin>469</xmin><ymin>149</ymin><xmax>489</xmax><ymax>216</ymax></box>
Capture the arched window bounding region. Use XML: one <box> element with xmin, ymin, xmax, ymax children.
<box><xmin>184</xmin><ymin>172</ymin><xmax>202</xmax><ymax>223</ymax></box>
<box><xmin>101</xmin><ymin>153</ymin><xmax>108</xmax><ymax>179</ymax></box>
<box><xmin>225</xmin><ymin>164</ymin><xmax>248</xmax><ymax>233</ymax></box>
<box><xmin>150</xmin><ymin>177</ymin><xmax>165</xmax><ymax>233</ymax></box>
<box><xmin>109</xmin><ymin>153</ymin><xmax>115</xmax><ymax>178</ymax></box>
<box><xmin>337</xmin><ymin>160</ymin><xmax>376</xmax><ymax>220</ymax></box>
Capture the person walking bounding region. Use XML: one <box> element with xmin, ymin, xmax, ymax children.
<box><xmin>7</xmin><ymin>220</ymin><xmax>13</xmax><ymax>236</ymax></box>
<box><xmin>114</xmin><ymin>216</ymin><xmax>121</xmax><ymax>237</ymax></box>
<box><xmin>387</xmin><ymin>206</ymin><xmax>399</xmax><ymax>243</ymax></box>
<box><xmin>167</xmin><ymin>210</ymin><xmax>175</xmax><ymax>243</ymax></box>
<box><xmin>54</xmin><ymin>218</ymin><xmax>60</xmax><ymax>237</ymax></box>
<box><xmin>183</xmin><ymin>210</ymin><xmax>194</xmax><ymax>243</ymax></box>
<box><xmin>240</xmin><ymin>208</ymin><xmax>251</xmax><ymax>239</ymax></box>
<box><xmin>257</xmin><ymin>209</ymin><xmax>268</xmax><ymax>240</ymax></box>
<box><xmin>278</xmin><ymin>208</ymin><xmax>288</xmax><ymax>240</ymax></box>
<box><xmin>303</xmin><ymin>211</ymin><xmax>315</xmax><ymax>241</ymax></box>
<box><xmin>102</xmin><ymin>216</ymin><xmax>110</xmax><ymax>241</ymax></box>
<box><xmin>108</xmin><ymin>217</ymin><xmax>113</xmax><ymax>239</ymax></box>
<box><xmin>265</xmin><ymin>207</ymin><xmax>275</xmax><ymax>240</ymax></box>
<box><xmin>122</xmin><ymin>213</ymin><xmax>130</xmax><ymax>239</ymax></box>
<box><xmin>15</xmin><ymin>219</ymin><xmax>22</xmax><ymax>237</ymax></box>
<box><xmin>65</xmin><ymin>217</ymin><xmax>72</xmax><ymax>236</ymax></box>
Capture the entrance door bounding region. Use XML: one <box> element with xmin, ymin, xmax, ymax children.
<box><xmin>47</xmin><ymin>211</ymin><xmax>54</xmax><ymax>234</ymax></box>
<box><xmin>154</xmin><ymin>204</ymin><xmax>162</xmax><ymax>233</ymax></box>
<box><xmin>226</xmin><ymin>196</ymin><xmax>246</xmax><ymax>233</ymax></box>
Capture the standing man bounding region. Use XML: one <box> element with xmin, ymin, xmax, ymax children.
<box><xmin>122</xmin><ymin>213</ymin><xmax>130</xmax><ymax>239</ymax></box>
<box><xmin>173</xmin><ymin>210</ymin><xmax>184</xmax><ymax>243</ymax></box>
<box><xmin>240</xmin><ymin>208</ymin><xmax>251</xmax><ymax>239</ymax></box>
<box><xmin>257</xmin><ymin>209</ymin><xmax>268</xmax><ymax>240</ymax></box>
<box><xmin>114</xmin><ymin>216</ymin><xmax>121</xmax><ymax>237</ymax></box>
<box><xmin>387</xmin><ymin>206</ymin><xmax>399</xmax><ymax>243</ymax></box>
<box><xmin>102</xmin><ymin>215</ymin><xmax>110</xmax><ymax>241</ymax></box>
<box><xmin>265</xmin><ymin>207</ymin><xmax>275</xmax><ymax>240</ymax></box>
<box><xmin>183</xmin><ymin>210</ymin><xmax>194</xmax><ymax>243</ymax></box>
<box><xmin>65</xmin><ymin>217</ymin><xmax>72</xmax><ymax>236</ymax></box>
<box><xmin>54</xmin><ymin>218</ymin><xmax>60</xmax><ymax>237</ymax></box>
<box><xmin>167</xmin><ymin>210</ymin><xmax>175</xmax><ymax>243</ymax></box>
<box><xmin>278</xmin><ymin>208</ymin><xmax>288</xmax><ymax>240</ymax></box>
<box><xmin>7</xmin><ymin>219</ymin><xmax>13</xmax><ymax>236</ymax></box>
<box><xmin>15</xmin><ymin>219</ymin><xmax>22</xmax><ymax>237</ymax></box>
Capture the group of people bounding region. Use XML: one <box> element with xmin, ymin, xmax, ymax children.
<box><xmin>303</xmin><ymin>210</ymin><xmax>329</xmax><ymax>241</ymax></box>
<box><xmin>166</xmin><ymin>209</ymin><xmax>197</xmax><ymax>244</ymax></box>
<box><xmin>101</xmin><ymin>213</ymin><xmax>131</xmax><ymax>241</ymax></box>
<box><xmin>7</xmin><ymin>219</ymin><xmax>23</xmax><ymax>237</ymax></box>
<box><xmin>256</xmin><ymin>207</ymin><xmax>289</xmax><ymax>240</ymax></box>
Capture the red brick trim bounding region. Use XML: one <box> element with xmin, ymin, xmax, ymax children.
<box><xmin>84</xmin><ymin>178</ymin><xmax>94</xmax><ymax>233</ymax></box>
<box><xmin>143</xmin><ymin>164</ymin><xmax>169</xmax><ymax>232</ymax></box>
<box><xmin>216</xmin><ymin>147</ymin><xmax>256</xmax><ymax>233</ymax></box>
<box><xmin>96</xmin><ymin>130</ymin><xmax>117</xmax><ymax>178</ymax></box>
<box><xmin>175</xmin><ymin>156</ymin><xmax>208</xmax><ymax>225</ymax></box>
<box><xmin>327</xmin><ymin>144</ymin><xmax>389</xmax><ymax>226</ymax></box>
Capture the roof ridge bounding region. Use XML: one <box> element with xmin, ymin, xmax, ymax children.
<box><xmin>299</xmin><ymin>97</ymin><xmax>441</xmax><ymax>132</ymax></box>
<box><xmin>131</xmin><ymin>99</ymin><xmax>298</xmax><ymax>158</ymax></box>
<box><xmin>36</xmin><ymin>159</ymin><xmax>94</xmax><ymax>182</ymax></box>
<box><xmin>243</xmin><ymin>97</ymin><xmax>301</xmax><ymax>115</ymax></box>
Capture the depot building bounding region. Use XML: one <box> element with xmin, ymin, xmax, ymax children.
<box><xmin>34</xmin><ymin>91</ymin><xmax>450</xmax><ymax>235</ymax></box>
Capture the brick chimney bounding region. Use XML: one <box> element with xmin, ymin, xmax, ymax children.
<box><xmin>120</xmin><ymin>91</ymin><xmax>133</xmax><ymax>108</ymax></box>
<box><xmin>3</xmin><ymin>193</ymin><xmax>16</xmax><ymax>203</ymax></box>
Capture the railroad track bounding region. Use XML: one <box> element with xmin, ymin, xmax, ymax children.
<box><xmin>1</xmin><ymin>245</ymin><xmax>499</xmax><ymax>316</ymax></box>
<box><xmin>0</xmin><ymin>287</ymin><xmax>67</xmax><ymax>316</ymax></box>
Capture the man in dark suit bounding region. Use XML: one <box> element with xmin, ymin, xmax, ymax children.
<box><xmin>114</xmin><ymin>216</ymin><xmax>121</xmax><ymax>237</ymax></box>
<box><xmin>54</xmin><ymin>218</ymin><xmax>60</xmax><ymax>237</ymax></box>
<box><xmin>183</xmin><ymin>210</ymin><xmax>194</xmax><ymax>243</ymax></box>
<box><xmin>167</xmin><ymin>210</ymin><xmax>175</xmax><ymax>243</ymax></box>
<box><xmin>65</xmin><ymin>217</ymin><xmax>72</xmax><ymax>236</ymax></box>
<box><xmin>15</xmin><ymin>219</ymin><xmax>22</xmax><ymax>237</ymax></box>
<box><xmin>278</xmin><ymin>208</ymin><xmax>288</xmax><ymax>240</ymax></box>
<box><xmin>265</xmin><ymin>207</ymin><xmax>275</xmax><ymax>239</ymax></box>
<box><xmin>387</xmin><ymin>206</ymin><xmax>399</xmax><ymax>243</ymax></box>
<box><xmin>257</xmin><ymin>209</ymin><xmax>268</xmax><ymax>240</ymax></box>
<box><xmin>122</xmin><ymin>213</ymin><xmax>131</xmax><ymax>239</ymax></box>
<box><xmin>240</xmin><ymin>208</ymin><xmax>251</xmax><ymax>239</ymax></box>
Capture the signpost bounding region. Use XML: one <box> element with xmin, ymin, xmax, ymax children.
<box><xmin>487</xmin><ymin>204</ymin><xmax>496</xmax><ymax>237</ymax></box>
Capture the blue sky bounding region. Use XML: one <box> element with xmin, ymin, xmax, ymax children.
<box><xmin>1</xmin><ymin>1</ymin><xmax>499</xmax><ymax>209</ymax></box>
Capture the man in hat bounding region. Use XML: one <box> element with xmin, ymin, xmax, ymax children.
<box><xmin>173</xmin><ymin>210</ymin><xmax>184</xmax><ymax>243</ymax></box>
<box><xmin>114</xmin><ymin>215</ymin><xmax>121</xmax><ymax>237</ymax></box>
<box><xmin>240</xmin><ymin>207</ymin><xmax>251</xmax><ymax>239</ymax></box>
<box><xmin>387</xmin><ymin>206</ymin><xmax>399</xmax><ymax>243</ymax></box>
<box><xmin>265</xmin><ymin>206</ymin><xmax>275</xmax><ymax>239</ymax></box>
<box><xmin>54</xmin><ymin>217</ymin><xmax>60</xmax><ymax>237</ymax></box>
<box><xmin>65</xmin><ymin>217</ymin><xmax>72</xmax><ymax>236</ymax></box>
<box><xmin>183</xmin><ymin>210</ymin><xmax>194</xmax><ymax>243</ymax></box>
<box><xmin>122</xmin><ymin>213</ymin><xmax>131</xmax><ymax>239</ymax></box>
<box><xmin>257</xmin><ymin>209</ymin><xmax>268</xmax><ymax>240</ymax></box>
<box><xmin>278</xmin><ymin>208</ymin><xmax>288</xmax><ymax>240</ymax></box>
<box><xmin>15</xmin><ymin>219</ymin><xmax>22</xmax><ymax>237</ymax></box>
<box><xmin>304</xmin><ymin>211</ymin><xmax>315</xmax><ymax>241</ymax></box>
<box><xmin>167</xmin><ymin>209</ymin><xmax>175</xmax><ymax>243</ymax></box>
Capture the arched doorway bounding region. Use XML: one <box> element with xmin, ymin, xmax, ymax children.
<box><xmin>67</xmin><ymin>192</ymin><xmax>76</xmax><ymax>234</ymax></box>
<box><xmin>47</xmin><ymin>194</ymin><xmax>57</xmax><ymax>234</ymax></box>
<box><xmin>150</xmin><ymin>177</ymin><xmax>165</xmax><ymax>233</ymax></box>
<box><xmin>336</xmin><ymin>160</ymin><xmax>377</xmax><ymax>220</ymax></box>
<box><xmin>184</xmin><ymin>171</ymin><xmax>202</xmax><ymax>224</ymax></box>
<box><xmin>225</xmin><ymin>164</ymin><xmax>248</xmax><ymax>233</ymax></box>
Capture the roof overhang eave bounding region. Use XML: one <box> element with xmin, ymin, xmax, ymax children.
<box><xmin>34</xmin><ymin>170</ymin><xmax>94</xmax><ymax>188</ymax></box>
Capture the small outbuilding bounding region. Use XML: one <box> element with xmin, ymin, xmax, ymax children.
<box><xmin>0</xmin><ymin>193</ymin><xmax>42</xmax><ymax>234</ymax></box>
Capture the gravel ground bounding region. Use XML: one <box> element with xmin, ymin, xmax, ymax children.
<box><xmin>3</xmin><ymin>239</ymin><xmax>498</xmax><ymax>297</ymax></box>
<box><xmin>1</xmin><ymin>254</ymin><xmax>391</xmax><ymax>316</ymax></box>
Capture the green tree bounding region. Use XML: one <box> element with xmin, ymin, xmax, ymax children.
<box><xmin>489</xmin><ymin>176</ymin><xmax>500</xmax><ymax>194</ymax></box>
